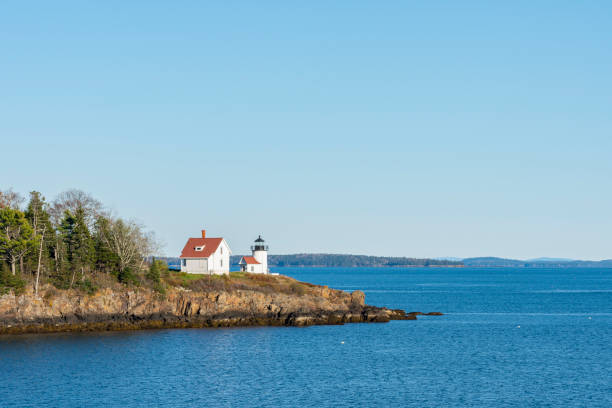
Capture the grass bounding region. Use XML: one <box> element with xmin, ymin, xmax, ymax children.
<box><xmin>163</xmin><ymin>271</ymin><xmax>213</xmax><ymax>287</ymax></box>
<box><xmin>162</xmin><ymin>270</ymin><xmax>324</xmax><ymax>297</ymax></box>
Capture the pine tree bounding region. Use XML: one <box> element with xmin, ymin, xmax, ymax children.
<box><xmin>60</xmin><ymin>207</ymin><xmax>94</xmax><ymax>288</ymax></box>
<box><xmin>25</xmin><ymin>192</ymin><xmax>50</xmax><ymax>237</ymax></box>
<box><xmin>0</xmin><ymin>208</ymin><xmax>34</xmax><ymax>275</ymax></box>
<box><xmin>92</xmin><ymin>216</ymin><xmax>120</xmax><ymax>275</ymax></box>
<box><xmin>25</xmin><ymin>192</ymin><xmax>54</xmax><ymax>293</ymax></box>
<box><xmin>146</xmin><ymin>259</ymin><xmax>167</xmax><ymax>283</ymax></box>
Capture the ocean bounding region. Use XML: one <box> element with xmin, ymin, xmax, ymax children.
<box><xmin>1</xmin><ymin>267</ymin><xmax>611</xmax><ymax>407</ymax></box>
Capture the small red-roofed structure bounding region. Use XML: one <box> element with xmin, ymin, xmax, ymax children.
<box><xmin>238</xmin><ymin>236</ymin><xmax>269</xmax><ymax>273</ymax></box>
<box><xmin>179</xmin><ymin>229</ymin><xmax>231</xmax><ymax>275</ymax></box>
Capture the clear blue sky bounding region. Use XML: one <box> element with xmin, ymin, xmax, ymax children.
<box><xmin>1</xmin><ymin>2</ymin><xmax>611</xmax><ymax>260</ymax></box>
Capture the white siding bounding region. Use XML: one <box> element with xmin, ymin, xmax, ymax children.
<box><xmin>241</xmin><ymin>255</ymin><xmax>267</xmax><ymax>274</ymax></box>
<box><xmin>252</xmin><ymin>250</ymin><xmax>268</xmax><ymax>274</ymax></box>
<box><xmin>180</xmin><ymin>238</ymin><xmax>232</xmax><ymax>275</ymax></box>
<box><xmin>180</xmin><ymin>258</ymin><xmax>208</xmax><ymax>274</ymax></box>
<box><xmin>249</xmin><ymin>263</ymin><xmax>265</xmax><ymax>273</ymax></box>
<box><xmin>206</xmin><ymin>240</ymin><xmax>231</xmax><ymax>275</ymax></box>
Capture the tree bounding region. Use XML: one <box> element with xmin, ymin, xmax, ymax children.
<box><xmin>50</xmin><ymin>189</ymin><xmax>104</xmax><ymax>230</ymax></box>
<box><xmin>0</xmin><ymin>263</ymin><xmax>25</xmax><ymax>294</ymax></box>
<box><xmin>99</xmin><ymin>217</ymin><xmax>157</xmax><ymax>283</ymax></box>
<box><xmin>137</xmin><ymin>230</ymin><xmax>161</xmax><ymax>272</ymax></box>
<box><xmin>49</xmin><ymin>191</ymin><xmax>102</xmax><ymax>286</ymax></box>
<box><xmin>0</xmin><ymin>208</ymin><xmax>34</xmax><ymax>275</ymax></box>
<box><xmin>92</xmin><ymin>217</ymin><xmax>120</xmax><ymax>274</ymax></box>
<box><xmin>99</xmin><ymin>218</ymin><xmax>141</xmax><ymax>273</ymax></box>
<box><xmin>146</xmin><ymin>258</ymin><xmax>167</xmax><ymax>294</ymax></box>
<box><xmin>25</xmin><ymin>191</ymin><xmax>51</xmax><ymax>237</ymax></box>
<box><xmin>146</xmin><ymin>259</ymin><xmax>167</xmax><ymax>283</ymax></box>
<box><xmin>2</xmin><ymin>188</ymin><xmax>166</xmax><ymax>289</ymax></box>
<box><xmin>34</xmin><ymin>224</ymin><xmax>46</xmax><ymax>295</ymax></box>
<box><xmin>59</xmin><ymin>208</ymin><xmax>94</xmax><ymax>287</ymax></box>
<box><xmin>25</xmin><ymin>192</ymin><xmax>54</xmax><ymax>293</ymax></box>
<box><xmin>0</xmin><ymin>189</ymin><xmax>24</xmax><ymax>210</ymax></box>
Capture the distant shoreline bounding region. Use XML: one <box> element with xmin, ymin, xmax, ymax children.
<box><xmin>156</xmin><ymin>254</ymin><xmax>612</xmax><ymax>269</ymax></box>
<box><xmin>261</xmin><ymin>264</ymin><xmax>466</xmax><ymax>268</ymax></box>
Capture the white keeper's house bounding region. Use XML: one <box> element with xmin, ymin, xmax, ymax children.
<box><xmin>238</xmin><ymin>235</ymin><xmax>269</xmax><ymax>274</ymax></box>
<box><xmin>179</xmin><ymin>229</ymin><xmax>231</xmax><ymax>275</ymax></box>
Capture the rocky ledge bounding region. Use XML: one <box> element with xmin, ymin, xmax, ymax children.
<box><xmin>0</xmin><ymin>277</ymin><xmax>441</xmax><ymax>335</ymax></box>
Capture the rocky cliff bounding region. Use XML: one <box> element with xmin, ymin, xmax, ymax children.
<box><xmin>0</xmin><ymin>279</ymin><xmax>422</xmax><ymax>335</ymax></box>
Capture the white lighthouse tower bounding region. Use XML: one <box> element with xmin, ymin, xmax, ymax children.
<box><xmin>251</xmin><ymin>235</ymin><xmax>268</xmax><ymax>274</ymax></box>
<box><xmin>238</xmin><ymin>235</ymin><xmax>270</xmax><ymax>274</ymax></box>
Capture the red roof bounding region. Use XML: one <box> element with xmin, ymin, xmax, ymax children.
<box><xmin>180</xmin><ymin>237</ymin><xmax>223</xmax><ymax>258</ymax></box>
<box><xmin>240</xmin><ymin>256</ymin><xmax>260</xmax><ymax>265</ymax></box>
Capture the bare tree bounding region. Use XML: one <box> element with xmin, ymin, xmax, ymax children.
<box><xmin>100</xmin><ymin>217</ymin><xmax>157</xmax><ymax>274</ymax></box>
<box><xmin>35</xmin><ymin>225</ymin><xmax>46</xmax><ymax>295</ymax></box>
<box><xmin>0</xmin><ymin>189</ymin><xmax>24</xmax><ymax>210</ymax></box>
<box><xmin>50</xmin><ymin>189</ymin><xmax>105</xmax><ymax>230</ymax></box>
<box><xmin>137</xmin><ymin>230</ymin><xmax>161</xmax><ymax>271</ymax></box>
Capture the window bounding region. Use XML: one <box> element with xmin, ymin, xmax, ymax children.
<box><xmin>195</xmin><ymin>246</ymin><xmax>203</xmax><ymax>251</ymax></box>
<box><xmin>220</xmin><ymin>247</ymin><xmax>223</xmax><ymax>255</ymax></box>
<box><xmin>182</xmin><ymin>259</ymin><xmax>186</xmax><ymax>266</ymax></box>
<box><xmin>250</xmin><ymin>266</ymin><xmax>254</xmax><ymax>272</ymax></box>
<box><xmin>220</xmin><ymin>259</ymin><xmax>223</xmax><ymax>267</ymax></box>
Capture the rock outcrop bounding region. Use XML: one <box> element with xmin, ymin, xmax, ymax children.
<box><xmin>0</xmin><ymin>282</ymin><xmax>429</xmax><ymax>335</ymax></box>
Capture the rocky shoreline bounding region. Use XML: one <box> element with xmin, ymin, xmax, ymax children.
<box><xmin>0</xmin><ymin>281</ymin><xmax>441</xmax><ymax>335</ymax></box>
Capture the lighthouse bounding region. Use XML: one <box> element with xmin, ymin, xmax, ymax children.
<box><xmin>251</xmin><ymin>235</ymin><xmax>269</xmax><ymax>273</ymax></box>
<box><xmin>238</xmin><ymin>235</ymin><xmax>269</xmax><ymax>274</ymax></box>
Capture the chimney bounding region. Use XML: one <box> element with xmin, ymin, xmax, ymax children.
<box><xmin>201</xmin><ymin>229</ymin><xmax>206</xmax><ymax>238</ymax></box>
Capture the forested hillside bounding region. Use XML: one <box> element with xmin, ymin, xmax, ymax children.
<box><xmin>0</xmin><ymin>188</ymin><xmax>165</xmax><ymax>295</ymax></box>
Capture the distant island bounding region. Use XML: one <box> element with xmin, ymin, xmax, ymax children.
<box><xmin>159</xmin><ymin>254</ymin><xmax>612</xmax><ymax>269</ymax></box>
<box><xmin>238</xmin><ymin>254</ymin><xmax>464</xmax><ymax>267</ymax></box>
<box><xmin>156</xmin><ymin>255</ymin><xmax>464</xmax><ymax>269</ymax></box>
<box><xmin>462</xmin><ymin>257</ymin><xmax>612</xmax><ymax>268</ymax></box>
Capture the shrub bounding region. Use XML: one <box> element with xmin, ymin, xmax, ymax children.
<box><xmin>118</xmin><ymin>268</ymin><xmax>140</xmax><ymax>286</ymax></box>
<box><xmin>290</xmin><ymin>282</ymin><xmax>306</xmax><ymax>296</ymax></box>
<box><xmin>146</xmin><ymin>260</ymin><xmax>167</xmax><ymax>283</ymax></box>
<box><xmin>43</xmin><ymin>287</ymin><xmax>58</xmax><ymax>302</ymax></box>
<box><xmin>50</xmin><ymin>277</ymin><xmax>70</xmax><ymax>290</ymax></box>
<box><xmin>152</xmin><ymin>281</ymin><xmax>166</xmax><ymax>295</ymax></box>
<box><xmin>0</xmin><ymin>263</ymin><xmax>26</xmax><ymax>295</ymax></box>
<box><xmin>77</xmin><ymin>279</ymin><xmax>98</xmax><ymax>295</ymax></box>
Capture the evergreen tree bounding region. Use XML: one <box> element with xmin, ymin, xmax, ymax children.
<box><xmin>92</xmin><ymin>216</ymin><xmax>120</xmax><ymax>275</ymax></box>
<box><xmin>146</xmin><ymin>258</ymin><xmax>167</xmax><ymax>294</ymax></box>
<box><xmin>0</xmin><ymin>208</ymin><xmax>34</xmax><ymax>275</ymax></box>
<box><xmin>146</xmin><ymin>259</ymin><xmax>167</xmax><ymax>283</ymax></box>
<box><xmin>24</xmin><ymin>192</ymin><xmax>54</xmax><ymax>279</ymax></box>
<box><xmin>59</xmin><ymin>207</ymin><xmax>94</xmax><ymax>287</ymax></box>
<box><xmin>50</xmin><ymin>228</ymin><xmax>69</xmax><ymax>287</ymax></box>
<box><xmin>25</xmin><ymin>192</ymin><xmax>51</xmax><ymax>237</ymax></box>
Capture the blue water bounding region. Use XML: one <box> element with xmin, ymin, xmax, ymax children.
<box><xmin>1</xmin><ymin>267</ymin><xmax>611</xmax><ymax>407</ymax></box>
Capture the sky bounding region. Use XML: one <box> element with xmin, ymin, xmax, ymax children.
<box><xmin>1</xmin><ymin>1</ymin><xmax>611</xmax><ymax>260</ymax></box>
